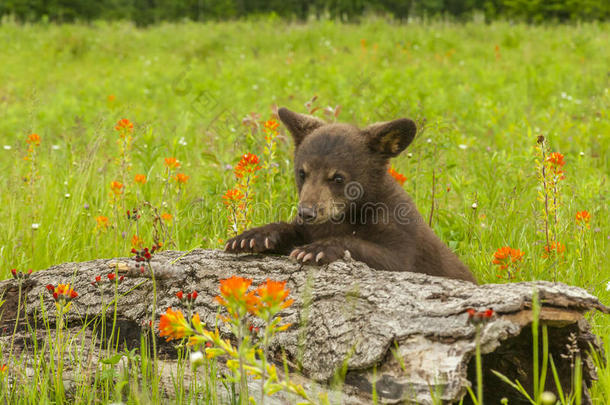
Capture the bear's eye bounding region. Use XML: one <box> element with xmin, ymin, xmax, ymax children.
<box><xmin>298</xmin><ymin>169</ymin><xmax>306</xmax><ymax>180</ymax></box>
<box><xmin>331</xmin><ymin>174</ymin><xmax>344</xmax><ymax>184</ymax></box>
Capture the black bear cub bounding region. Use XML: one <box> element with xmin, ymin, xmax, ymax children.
<box><xmin>225</xmin><ymin>107</ymin><xmax>477</xmax><ymax>283</ymax></box>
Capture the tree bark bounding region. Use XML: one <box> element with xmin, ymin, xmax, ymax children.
<box><xmin>0</xmin><ymin>249</ymin><xmax>607</xmax><ymax>404</ymax></box>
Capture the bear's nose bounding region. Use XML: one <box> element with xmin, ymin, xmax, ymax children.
<box><xmin>298</xmin><ymin>205</ymin><xmax>317</xmax><ymax>221</ymax></box>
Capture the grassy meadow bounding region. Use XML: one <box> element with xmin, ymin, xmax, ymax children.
<box><xmin>0</xmin><ymin>17</ymin><xmax>609</xmax><ymax>402</ymax></box>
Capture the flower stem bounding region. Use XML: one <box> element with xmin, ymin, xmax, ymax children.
<box><xmin>259</xmin><ymin>324</ymin><xmax>271</xmax><ymax>405</ymax></box>
<box><xmin>109</xmin><ymin>267</ymin><xmax>119</xmax><ymax>353</ymax></box>
<box><xmin>475</xmin><ymin>325</ymin><xmax>483</xmax><ymax>404</ymax></box>
<box><xmin>8</xmin><ymin>281</ymin><xmax>22</xmax><ymax>359</ymax></box>
<box><xmin>237</xmin><ymin>323</ymin><xmax>248</xmax><ymax>405</ymax></box>
<box><xmin>148</xmin><ymin>260</ymin><xmax>159</xmax><ymax>401</ymax></box>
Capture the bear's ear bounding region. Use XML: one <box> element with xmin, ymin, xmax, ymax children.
<box><xmin>278</xmin><ymin>107</ymin><xmax>325</xmax><ymax>147</ymax></box>
<box><xmin>363</xmin><ymin>118</ymin><xmax>417</xmax><ymax>157</ymax></box>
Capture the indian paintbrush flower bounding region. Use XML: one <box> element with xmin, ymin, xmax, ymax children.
<box><xmin>46</xmin><ymin>283</ymin><xmax>78</xmax><ymax>304</ymax></box>
<box><xmin>164</xmin><ymin>157</ymin><xmax>180</xmax><ymax>169</ymax></box>
<box><xmin>547</xmin><ymin>152</ymin><xmax>565</xmax><ymax>174</ymax></box>
<box><xmin>493</xmin><ymin>246</ymin><xmax>525</xmax><ymax>280</ymax></box>
<box><xmin>222</xmin><ymin>188</ymin><xmax>244</xmax><ymax>206</ymax></box>
<box><xmin>263</xmin><ymin>119</ymin><xmax>279</xmax><ymax>132</ymax></box>
<box><xmin>10</xmin><ymin>268</ymin><xmax>32</xmax><ymax>280</ymax></box>
<box><xmin>215</xmin><ymin>276</ymin><xmax>260</xmax><ymax>319</ymax></box>
<box><xmin>254</xmin><ymin>279</ymin><xmax>293</xmax><ymax>319</ymax></box>
<box><xmin>543</xmin><ymin>242</ymin><xmax>566</xmax><ymax>258</ymax></box>
<box><xmin>95</xmin><ymin>216</ymin><xmax>110</xmax><ymax>231</ymax></box>
<box><xmin>466</xmin><ymin>308</ymin><xmax>494</xmax><ymax>325</ymax></box>
<box><xmin>115</xmin><ymin>119</ymin><xmax>134</xmax><ymax>133</ymax></box>
<box><xmin>176</xmin><ymin>290</ymin><xmax>198</xmax><ymax>304</ymax></box>
<box><xmin>159</xmin><ymin>307</ymin><xmax>191</xmax><ymax>341</ymax></box>
<box><xmin>492</xmin><ymin>246</ymin><xmax>525</xmax><ymax>270</ymax></box>
<box><xmin>110</xmin><ymin>181</ymin><xmax>124</xmax><ymax>196</ymax></box>
<box><xmin>26</xmin><ymin>133</ymin><xmax>41</xmax><ymax>146</ymax></box>
<box><xmin>174</xmin><ymin>173</ymin><xmax>189</xmax><ymax>184</ymax></box>
<box><xmin>575</xmin><ymin>210</ymin><xmax>591</xmax><ymax>229</ymax></box>
<box><xmin>388</xmin><ymin>167</ymin><xmax>407</xmax><ymax>185</ymax></box>
<box><xmin>234</xmin><ymin>153</ymin><xmax>261</xmax><ymax>178</ymax></box>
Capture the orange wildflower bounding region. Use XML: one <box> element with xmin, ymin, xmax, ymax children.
<box><xmin>134</xmin><ymin>174</ymin><xmax>147</xmax><ymax>184</ymax></box>
<box><xmin>218</xmin><ymin>276</ymin><xmax>251</xmax><ymax>301</ymax></box>
<box><xmin>575</xmin><ymin>210</ymin><xmax>591</xmax><ymax>229</ymax></box>
<box><xmin>164</xmin><ymin>157</ymin><xmax>181</xmax><ymax>170</ymax></box>
<box><xmin>543</xmin><ymin>242</ymin><xmax>565</xmax><ymax>258</ymax></box>
<box><xmin>0</xmin><ymin>364</ymin><xmax>7</xmax><ymax>373</ymax></box>
<box><xmin>48</xmin><ymin>283</ymin><xmax>78</xmax><ymax>301</ymax></box>
<box><xmin>108</xmin><ymin>95</ymin><xmax>116</xmax><ymax>102</ymax></box>
<box><xmin>255</xmin><ymin>279</ymin><xmax>294</xmax><ymax>318</ymax></box>
<box><xmin>263</xmin><ymin>119</ymin><xmax>279</xmax><ymax>132</ymax></box>
<box><xmin>95</xmin><ymin>215</ymin><xmax>109</xmax><ymax>230</ymax></box>
<box><xmin>234</xmin><ymin>153</ymin><xmax>261</xmax><ymax>178</ymax></box>
<box><xmin>222</xmin><ymin>188</ymin><xmax>244</xmax><ymax>206</ymax></box>
<box><xmin>494</xmin><ymin>44</ymin><xmax>501</xmax><ymax>60</ymax></box>
<box><xmin>27</xmin><ymin>133</ymin><xmax>41</xmax><ymax>146</ymax></box>
<box><xmin>547</xmin><ymin>152</ymin><xmax>565</xmax><ymax>167</ymax></box>
<box><xmin>115</xmin><ymin>118</ymin><xmax>133</xmax><ymax>133</ymax></box>
<box><xmin>215</xmin><ymin>276</ymin><xmax>260</xmax><ymax>316</ymax></box>
<box><xmin>174</xmin><ymin>173</ymin><xmax>189</xmax><ymax>184</ymax></box>
<box><xmin>110</xmin><ymin>181</ymin><xmax>124</xmax><ymax>196</ymax></box>
<box><xmin>492</xmin><ymin>246</ymin><xmax>525</xmax><ymax>270</ymax></box>
<box><xmin>159</xmin><ymin>307</ymin><xmax>190</xmax><ymax>341</ymax></box>
<box><xmin>466</xmin><ymin>308</ymin><xmax>494</xmax><ymax>325</ymax></box>
<box><xmin>546</xmin><ymin>152</ymin><xmax>566</xmax><ymax>179</ymax></box>
<box><xmin>161</xmin><ymin>213</ymin><xmax>173</xmax><ymax>223</ymax></box>
<box><xmin>388</xmin><ymin>167</ymin><xmax>407</xmax><ymax>186</ymax></box>
<box><xmin>131</xmin><ymin>234</ymin><xmax>144</xmax><ymax>249</ymax></box>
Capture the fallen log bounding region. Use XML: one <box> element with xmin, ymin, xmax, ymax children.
<box><xmin>0</xmin><ymin>249</ymin><xmax>607</xmax><ymax>404</ymax></box>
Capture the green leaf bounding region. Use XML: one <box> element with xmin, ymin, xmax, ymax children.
<box><xmin>100</xmin><ymin>353</ymin><xmax>123</xmax><ymax>365</ymax></box>
<box><xmin>200</xmin><ymin>151</ymin><xmax>220</xmax><ymax>164</ymax></box>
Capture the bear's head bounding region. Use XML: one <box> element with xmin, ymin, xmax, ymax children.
<box><xmin>278</xmin><ymin>107</ymin><xmax>417</xmax><ymax>225</ymax></box>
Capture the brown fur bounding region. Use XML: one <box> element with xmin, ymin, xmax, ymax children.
<box><xmin>225</xmin><ymin>108</ymin><xmax>477</xmax><ymax>283</ymax></box>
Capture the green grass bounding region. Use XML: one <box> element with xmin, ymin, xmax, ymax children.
<box><xmin>0</xmin><ymin>17</ymin><xmax>608</xmax><ymax>402</ymax></box>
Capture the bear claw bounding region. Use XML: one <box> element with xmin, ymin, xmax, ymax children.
<box><xmin>315</xmin><ymin>252</ymin><xmax>324</xmax><ymax>263</ymax></box>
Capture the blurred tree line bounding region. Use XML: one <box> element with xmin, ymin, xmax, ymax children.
<box><xmin>1</xmin><ymin>0</ymin><xmax>608</xmax><ymax>24</ymax></box>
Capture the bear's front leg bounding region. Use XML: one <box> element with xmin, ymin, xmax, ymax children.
<box><xmin>224</xmin><ymin>222</ymin><xmax>303</xmax><ymax>255</ymax></box>
<box><xmin>290</xmin><ymin>237</ymin><xmax>407</xmax><ymax>271</ymax></box>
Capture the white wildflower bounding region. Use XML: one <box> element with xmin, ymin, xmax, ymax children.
<box><xmin>190</xmin><ymin>351</ymin><xmax>205</xmax><ymax>369</ymax></box>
